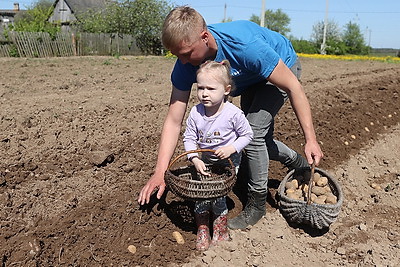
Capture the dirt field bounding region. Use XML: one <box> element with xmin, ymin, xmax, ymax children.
<box><xmin>1</xmin><ymin>55</ymin><xmax>399</xmax><ymax>266</ymax></box>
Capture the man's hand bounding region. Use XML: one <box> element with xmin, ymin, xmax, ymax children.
<box><xmin>214</xmin><ymin>145</ymin><xmax>236</xmax><ymax>159</ymax></box>
<box><xmin>304</xmin><ymin>140</ymin><xmax>324</xmax><ymax>166</ymax></box>
<box><xmin>138</xmin><ymin>172</ymin><xmax>166</xmax><ymax>205</ymax></box>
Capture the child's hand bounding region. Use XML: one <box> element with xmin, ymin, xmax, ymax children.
<box><xmin>214</xmin><ymin>145</ymin><xmax>236</xmax><ymax>159</ymax></box>
<box><xmin>192</xmin><ymin>157</ymin><xmax>210</xmax><ymax>176</ymax></box>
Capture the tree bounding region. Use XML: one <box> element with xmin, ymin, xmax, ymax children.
<box><xmin>7</xmin><ymin>0</ymin><xmax>59</xmax><ymax>35</ymax></box>
<box><xmin>249</xmin><ymin>14</ymin><xmax>260</xmax><ymax>25</ymax></box>
<box><xmin>342</xmin><ymin>21</ymin><xmax>368</xmax><ymax>55</ymax></box>
<box><xmin>77</xmin><ymin>0</ymin><xmax>172</xmax><ymax>55</ymax></box>
<box><xmin>250</xmin><ymin>9</ymin><xmax>290</xmax><ymax>36</ymax></box>
<box><xmin>311</xmin><ymin>19</ymin><xmax>342</xmax><ymax>54</ymax></box>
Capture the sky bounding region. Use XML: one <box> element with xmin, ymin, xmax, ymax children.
<box><xmin>1</xmin><ymin>0</ymin><xmax>399</xmax><ymax>49</ymax></box>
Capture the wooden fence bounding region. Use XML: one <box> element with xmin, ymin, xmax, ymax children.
<box><xmin>0</xmin><ymin>31</ymin><xmax>142</xmax><ymax>57</ymax></box>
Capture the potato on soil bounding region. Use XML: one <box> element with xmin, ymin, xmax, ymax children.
<box><xmin>370</xmin><ymin>183</ymin><xmax>382</xmax><ymax>190</ymax></box>
<box><xmin>127</xmin><ymin>245</ymin><xmax>137</xmax><ymax>254</ymax></box>
<box><xmin>172</xmin><ymin>231</ymin><xmax>185</xmax><ymax>244</ymax></box>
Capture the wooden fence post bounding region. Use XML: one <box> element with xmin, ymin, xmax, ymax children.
<box><xmin>72</xmin><ymin>33</ymin><xmax>77</xmax><ymax>56</ymax></box>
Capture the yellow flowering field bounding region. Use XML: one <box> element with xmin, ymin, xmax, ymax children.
<box><xmin>165</xmin><ymin>50</ymin><xmax>399</xmax><ymax>63</ymax></box>
<box><xmin>298</xmin><ymin>53</ymin><xmax>400</xmax><ymax>63</ymax></box>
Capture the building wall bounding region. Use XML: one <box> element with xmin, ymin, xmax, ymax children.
<box><xmin>0</xmin><ymin>12</ymin><xmax>18</xmax><ymax>40</ymax></box>
<box><xmin>49</xmin><ymin>0</ymin><xmax>77</xmax><ymax>24</ymax></box>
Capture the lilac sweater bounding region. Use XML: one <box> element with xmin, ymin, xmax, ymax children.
<box><xmin>183</xmin><ymin>102</ymin><xmax>253</xmax><ymax>156</ymax></box>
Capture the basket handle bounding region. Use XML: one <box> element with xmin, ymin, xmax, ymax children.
<box><xmin>306</xmin><ymin>159</ymin><xmax>316</xmax><ymax>205</ymax></box>
<box><xmin>167</xmin><ymin>148</ymin><xmax>235</xmax><ymax>170</ymax></box>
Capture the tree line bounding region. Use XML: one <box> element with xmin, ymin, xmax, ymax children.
<box><xmin>3</xmin><ymin>1</ymin><xmax>382</xmax><ymax>56</ymax></box>
<box><xmin>250</xmin><ymin>9</ymin><xmax>371</xmax><ymax>55</ymax></box>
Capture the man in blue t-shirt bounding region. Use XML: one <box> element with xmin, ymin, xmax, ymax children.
<box><xmin>138</xmin><ymin>6</ymin><xmax>324</xmax><ymax>229</ymax></box>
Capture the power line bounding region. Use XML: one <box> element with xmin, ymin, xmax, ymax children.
<box><xmin>281</xmin><ymin>9</ymin><xmax>400</xmax><ymax>14</ymax></box>
<box><xmin>226</xmin><ymin>5</ymin><xmax>400</xmax><ymax>14</ymax></box>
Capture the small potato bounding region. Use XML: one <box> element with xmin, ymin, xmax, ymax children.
<box><xmin>127</xmin><ymin>245</ymin><xmax>137</xmax><ymax>254</ymax></box>
<box><xmin>325</xmin><ymin>194</ymin><xmax>338</xmax><ymax>204</ymax></box>
<box><xmin>325</xmin><ymin>192</ymin><xmax>335</xmax><ymax>198</ymax></box>
<box><xmin>316</xmin><ymin>176</ymin><xmax>328</xmax><ymax>187</ymax></box>
<box><xmin>313</xmin><ymin>173</ymin><xmax>321</xmax><ymax>183</ymax></box>
<box><xmin>287</xmin><ymin>192</ymin><xmax>300</xmax><ymax>200</ymax></box>
<box><xmin>294</xmin><ymin>189</ymin><xmax>303</xmax><ymax>198</ymax></box>
<box><xmin>291</xmin><ymin>179</ymin><xmax>299</xmax><ymax>189</ymax></box>
<box><xmin>310</xmin><ymin>193</ymin><xmax>318</xmax><ymax>202</ymax></box>
<box><xmin>285</xmin><ymin>179</ymin><xmax>298</xmax><ymax>190</ymax></box>
<box><xmin>285</xmin><ymin>188</ymin><xmax>296</xmax><ymax>195</ymax></box>
<box><xmin>172</xmin><ymin>231</ymin><xmax>185</xmax><ymax>244</ymax></box>
<box><xmin>285</xmin><ymin>182</ymin><xmax>296</xmax><ymax>190</ymax></box>
<box><xmin>301</xmin><ymin>184</ymin><xmax>309</xmax><ymax>193</ymax></box>
<box><xmin>314</xmin><ymin>195</ymin><xmax>327</xmax><ymax>204</ymax></box>
<box><xmin>370</xmin><ymin>183</ymin><xmax>382</xmax><ymax>190</ymax></box>
<box><xmin>311</xmin><ymin>186</ymin><xmax>326</xmax><ymax>196</ymax></box>
<box><xmin>322</xmin><ymin>185</ymin><xmax>332</xmax><ymax>194</ymax></box>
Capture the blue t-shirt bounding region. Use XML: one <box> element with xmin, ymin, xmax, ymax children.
<box><xmin>171</xmin><ymin>20</ymin><xmax>298</xmax><ymax>96</ymax></box>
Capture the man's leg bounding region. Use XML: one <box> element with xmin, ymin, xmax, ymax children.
<box><xmin>228</xmin><ymin>82</ymin><xmax>282</xmax><ymax>229</ymax></box>
<box><xmin>228</xmin><ymin>70</ymin><xmax>307</xmax><ymax>229</ymax></box>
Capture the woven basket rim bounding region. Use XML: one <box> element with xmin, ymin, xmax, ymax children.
<box><xmin>278</xmin><ymin>167</ymin><xmax>344</xmax><ymax>206</ymax></box>
<box><xmin>165</xmin><ymin>149</ymin><xmax>237</xmax><ymax>200</ymax></box>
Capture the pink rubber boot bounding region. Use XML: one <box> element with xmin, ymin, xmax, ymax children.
<box><xmin>195</xmin><ymin>212</ymin><xmax>211</xmax><ymax>251</ymax></box>
<box><xmin>211</xmin><ymin>213</ymin><xmax>230</xmax><ymax>246</ymax></box>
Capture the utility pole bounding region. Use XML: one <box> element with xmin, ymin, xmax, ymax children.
<box><xmin>260</xmin><ymin>0</ymin><xmax>265</xmax><ymax>27</ymax></box>
<box><xmin>223</xmin><ymin>3</ymin><xmax>227</xmax><ymax>22</ymax></box>
<box><xmin>321</xmin><ymin>0</ymin><xmax>329</xmax><ymax>54</ymax></box>
<box><xmin>365</xmin><ymin>26</ymin><xmax>372</xmax><ymax>47</ymax></box>
<box><xmin>368</xmin><ymin>29</ymin><xmax>372</xmax><ymax>47</ymax></box>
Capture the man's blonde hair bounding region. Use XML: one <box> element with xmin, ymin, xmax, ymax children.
<box><xmin>162</xmin><ymin>6</ymin><xmax>207</xmax><ymax>50</ymax></box>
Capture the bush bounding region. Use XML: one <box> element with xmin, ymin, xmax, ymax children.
<box><xmin>291</xmin><ymin>39</ymin><xmax>318</xmax><ymax>54</ymax></box>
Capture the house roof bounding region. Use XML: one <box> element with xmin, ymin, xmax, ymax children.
<box><xmin>0</xmin><ymin>10</ymin><xmax>21</xmax><ymax>16</ymax></box>
<box><xmin>58</xmin><ymin>0</ymin><xmax>108</xmax><ymax>15</ymax></box>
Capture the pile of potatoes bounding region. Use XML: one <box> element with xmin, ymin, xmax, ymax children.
<box><xmin>285</xmin><ymin>172</ymin><xmax>338</xmax><ymax>204</ymax></box>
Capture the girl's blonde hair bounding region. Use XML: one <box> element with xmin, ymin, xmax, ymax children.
<box><xmin>197</xmin><ymin>60</ymin><xmax>237</xmax><ymax>98</ymax></box>
<box><xmin>162</xmin><ymin>6</ymin><xmax>207</xmax><ymax>50</ymax></box>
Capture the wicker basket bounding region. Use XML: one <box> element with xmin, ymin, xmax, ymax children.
<box><xmin>277</xmin><ymin>164</ymin><xmax>343</xmax><ymax>229</ymax></box>
<box><xmin>165</xmin><ymin>149</ymin><xmax>236</xmax><ymax>200</ymax></box>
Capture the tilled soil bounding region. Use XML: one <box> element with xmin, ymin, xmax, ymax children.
<box><xmin>0</xmin><ymin>56</ymin><xmax>399</xmax><ymax>266</ymax></box>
